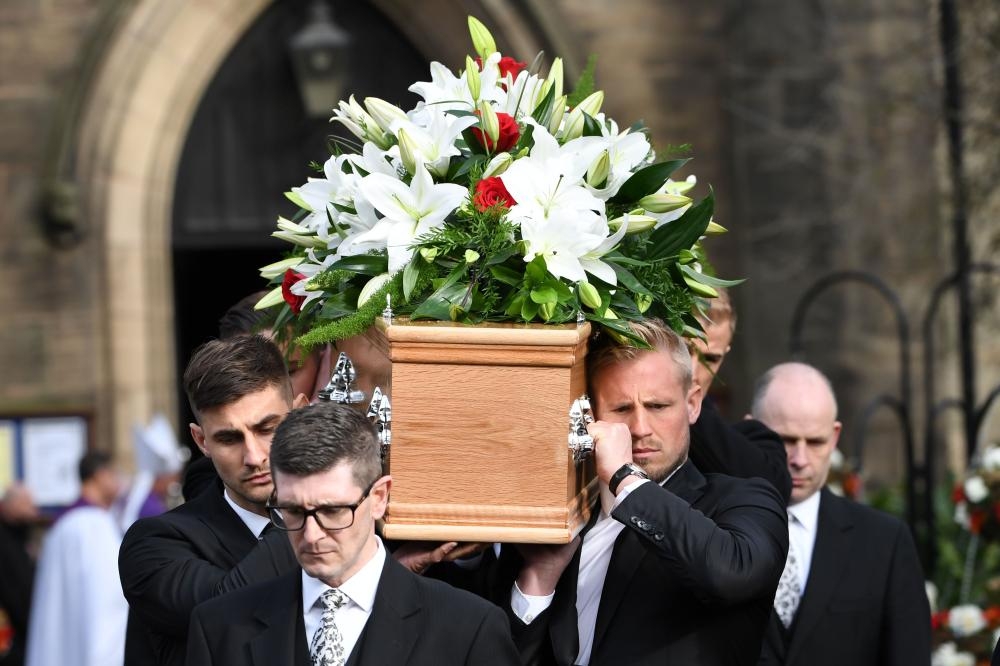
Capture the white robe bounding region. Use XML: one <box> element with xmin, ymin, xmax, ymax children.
<box><xmin>25</xmin><ymin>505</ymin><xmax>128</xmax><ymax>666</ymax></box>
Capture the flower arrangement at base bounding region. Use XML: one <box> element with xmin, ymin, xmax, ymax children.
<box><xmin>255</xmin><ymin>17</ymin><xmax>736</xmax><ymax>347</ymax></box>
<box><xmin>930</xmin><ymin>603</ymin><xmax>1000</xmax><ymax>666</ymax></box>
<box><xmin>928</xmin><ymin>443</ymin><xmax>1000</xmax><ymax>664</ymax></box>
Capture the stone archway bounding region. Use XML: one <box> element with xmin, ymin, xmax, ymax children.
<box><xmin>72</xmin><ymin>0</ymin><xmax>573</xmax><ymax>455</ymax></box>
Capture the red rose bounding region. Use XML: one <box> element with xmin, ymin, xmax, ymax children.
<box><xmin>475</xmin><ymin>55</ymin><xmax>527</xmax><ymax>80</ymax></box>
<box><xmin>984</xmin><ymin>606</ymin><xmax>1000</xmax><ymax>626</ymax></box>
<box><xmin>281</xmin><ymin>268</ymin><xmax>306</xmax><ymax>314</ymax></box>
<box><xmin>474</xmin><ymin>177</ymin><xmax>516</xmax><ymax>212</ymax></box>
<box><xmin>952</xmin><ymin>483</ymin><xmax>965</xmax><ymax>504</ymax></box>
<box><xmin>931</xmin><ymin>610</ymin><xmax>949</xmax><ymax>630</ymax></box>
<box><xmin>842</xmin><ymin>473</ymin><xmax>861</xmax><ymax>499</ymax></box>
<box><xmin>970</xmin><ymin>508</ymin><xmax>986</xmax><ymax>534</ymax></box>
<box><xmin>471</xmin><ymin>112</ymin><xmax>520</xmax><ymax>153</ymax></box>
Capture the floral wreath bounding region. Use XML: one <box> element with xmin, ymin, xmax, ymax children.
<box><xmin>256</xmin><ymin>17</ymin><xmax>737</xmax><ymax>347</ymax></box>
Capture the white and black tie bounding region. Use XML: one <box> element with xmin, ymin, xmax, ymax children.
<box><xmin>774</xmin><ymin>525</ymin><xmax>801</xmax><ymax>628</ymax></box>
<box><xmin>310</xmin><ymin>588</ymin><xmax>348</xmax><ymax>666</ymax></box>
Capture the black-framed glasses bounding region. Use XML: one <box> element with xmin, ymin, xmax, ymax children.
<box><xmin>266</xmin><ymin>478</ymin><xmax>378</xmax><ymax>531</ymax></box>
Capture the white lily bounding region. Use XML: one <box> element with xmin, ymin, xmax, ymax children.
<box><xmin>409</xmin><ymin>54</ymin><xmax>504</xmax><ymax>119</ymax></box>
<box><xmin>357</xmin><ymin>162</ymin><xmax>467</xmax><ymax>272</ymax></box>
<box><xmin>578</xmin><ymin>214</ymin><xmax>629</xmax><ymax>285</ymax></box>
<box><xmin>520</xmin><ymin>209</ymin><xmax>607</xmax><ymax>283</ymax></box>
<box><xmin>331</xmin><ymin>95</ymin><xmax>392</xmax><ymax>149</ymax></box>
<box><xmin>499</xmin><ymin>69</ymin><xmax>547</xmax><ymax>119</ymax></box>
<box><xmin>501</xmin><ymin>123</ymin><xmax>605</xmax><ymax>224</ymax></box>
<box><xmin>583</xmin><ymin>123</ymin><xmax>653</xmax><ymax>200</ymax></box>
<box><xmin>389</xmin><ymin>110</ymin><xmax>478</xmax><ymax>178</ymax></box>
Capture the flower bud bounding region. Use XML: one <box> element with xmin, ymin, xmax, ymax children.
<box><xmin>576</xmin><ymin>91</ymin><xmax>605</xmax><ymax>117</ymax></box>
<box><xmin>364</xmin><ymin>97</ymin><xmax>407</xmax><ymax>133</ymax></box>
<box><xmin>468</xmin><ymin>16</ymin><xmax>497</xmax><ymax>61</ymax></box>
<box><xmin>482</xmin><ymin>152</ymin><xmax>513</xmax><ymax>178</ymax></box>
<box><xmin>538</xmin><ymin>301</ymin><xmax>556</xmax><ymax>321</ymax></box>
<box><xmin>587</xmin><ymin>150</ymin><xmax>611</xmax><ymax>188</ymax></box>
<box><xmin>546</xmin><ymin>96</ymin><xmax>567</xmax><ymax>135</ymax></box>
<box><xmin>464</xmin><ymin>249</ymin><xmax>481</xmax><ymax>263</ymax></box>
<box><xmin>465</xmin><ymin>55</ymin><xmax>481</xmax><ymax>101</ymax></box>
<box><xmin>358</xmin><ymin>273</ymin><xmax>393</xmax><ymax>307</ymax></box>
<box><xmin>396</xmin><ymin>127</ymin><xmax>420</xmax><ymax>176</ymax></box>
<box><xmin>578</xmin><ymin>281</ymin><xmax>602</xmax><ymax>309</ymax></box>
<box><xmin>638</xmin><ymin>193</ymin><xmax>691</xmax><ymax>214</ymax></box>
<box><xmin>254</xmin><ymin>286</ymin><xmax>285</xmax><ymax>310</ymax></box>
<box><xmin>678</xmin><ymin>249</ymin><xmax>697</xmax><ymax>265</ymax></box>
<box><xmin>419</xmin><ymin>247</ymin><xmax>439</xmax><ymax>261</ymax></box>
<box><xmin>682</xmin><ymin>274</ymin><xmax>719</xmax><ymax>299</ymax></box>
<box><xmin>275</xmin><ymin>216</ymin><xmax>311</xmax><ymax>235</ymax></box>
<box><xmin>259</xmin><ymin>257</ymin><xmax>304</xmax><ymax>279</ymax></box>
<box><xmin>608</xmin><ymin>213</ymin><xmax>657</xmax><ymax>234</ymax></box>
<box><xmin>548</xmin><ymin>58</ymin><xmax>564</xmax><ymax>100</ymax></box>
<box><xmin>477</xmin><ymin>101</ymin><xmax>500</xmax><ymax>149</ymax></box>
<box><xmin>705</xmin><ymin>220</ymin><xmax>728</xmax><ymax>235</ymax></box>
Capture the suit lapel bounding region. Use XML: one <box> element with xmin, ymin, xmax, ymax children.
<box><xmin>785</xmin><ymin>490</ymin><xmax>854</xmax><ymax>664</ymax></box>
<box><xmin>349</xmin><ymin>556</ymin><xmax>421</xmax><ymax>665</ymax></box>
<box><xmin>196</xmin><ymin>489</ymin><xmax>258</xmax><ymax>562</ymax></box>
<box><xmin>249</xmin><ymin>571</ymin><xmax>309</xmax><ymax>666</ymax></box>
<box><xmin>592</xmin><ymin>463</ymin><xmax>707</xmax><ymax>651</ymax></box>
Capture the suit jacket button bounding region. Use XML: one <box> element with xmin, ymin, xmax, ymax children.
<box><xmin>630</xmin><ymin>516</ymin><xmax>640</xmax><ymax>525</ymax></box>
<box><xmin>654</xmin><ymin>532</ymin><xmax>664</xmax><ymax>541</ymax></box>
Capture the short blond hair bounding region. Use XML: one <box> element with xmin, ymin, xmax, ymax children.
<box><xmin>587</xmin><ymin>319</ymin><xmax>693</xmax><ymax>390</ymax></box>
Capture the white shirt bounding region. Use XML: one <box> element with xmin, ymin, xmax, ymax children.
<box><xmin>224</xmin><ymin>489</ymin><xmax>271</xmax><ymax>538</ymax></box>
<box><xmin>511</xmin><ymin>464</ymin><xmax>684</xmax><ymax>666</ymax></box>
<box><xmin>302</xmin><ymin>538</ymin><xmax>386</xmax><ymax>660</ymax></box>
<box><xmin>787</xmin><ymin>490</ymin><xmax>821</xmax><ymax>595</ymax></box>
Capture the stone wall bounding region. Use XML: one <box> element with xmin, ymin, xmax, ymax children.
<box><xmin>0</xmin><ymin>1</ymin><xmax>104</xmax><ymax>421</ymax></box>
<box><xmin>0</xmin><ymin>0</ymin><xmax>995</xmax><ymax>489</ymax></box>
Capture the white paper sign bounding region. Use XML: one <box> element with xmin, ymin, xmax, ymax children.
<box><xmin>22</xmin><ymin>417</ymin><xmax>88</xmax><ymax>506</ymax></box>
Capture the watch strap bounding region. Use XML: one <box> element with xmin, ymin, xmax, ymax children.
<box><xmin>609</xmin><ymin>463</ymin><xmax>648</xmax><ymax>495</ymax></box>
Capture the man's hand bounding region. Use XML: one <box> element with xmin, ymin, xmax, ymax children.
<box><xmin>588</xmin><ymin>421</ymin><xmax>634</xmax><ymax>487</ymax></box>
<box><xmin>515</xmin><ymin>538</ymin><xmax>581</xmax><ymax>596</ymax></box>
<box><xmin>392</xmin><ymin>541</ymin><xmax>489</xmax><ymax>575</ymax></box>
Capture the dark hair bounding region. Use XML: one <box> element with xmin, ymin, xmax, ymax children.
<box><xmin>270</xmin><ymin>402</ymin><xmax>381</xmax><ymax>489</ymax></box>
<box><xmin>183</xmin><ymin>334</ymin><xmax>292</xmax><ymax>417</ymax></box>
<box><xmin>587</xmin><ymin>318</ymin><xmax>693</xmax><ymax>390</ymax></box>
<box><xmin>79</xmin><ymin>450</ymin><xmax>113</xmax><ymax>483</ymax></box>
<box><xmin>218</xmin><ymin>291</ymin><xmax>269</xmax><ymax>339</ymax></box>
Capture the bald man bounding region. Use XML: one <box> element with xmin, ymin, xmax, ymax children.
<box><xmin>751</xmin><ymin>363</ymin><xmax>930</xmax><ymax>666</ymax></box>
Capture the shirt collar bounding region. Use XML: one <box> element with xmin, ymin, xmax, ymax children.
<box><xmin>788</xmin><ymin>489</ymin><xmax>821</xmax><ymax>532</ymax></box>
<box><xmin>301</xmin><ymin>537</ymin><xmax>386</xmax><ymax>615</ymax></box>
<box><xmin>223</xmin><ymin>489</ymin><xmax>271</xmax><ymax>538</ymax></box>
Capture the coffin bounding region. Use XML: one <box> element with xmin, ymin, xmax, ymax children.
<box><xmin>366</xmin><ymin>318</ymin><xmax>597</xmax><ymax>544</ymax></box>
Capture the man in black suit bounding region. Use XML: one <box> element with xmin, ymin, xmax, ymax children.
<box><xmin>503</xmin><ymin>319</ymin><xmax>788</xmax><ymax>665</ymax></box>
<box><xmin>751</xmin><ymin>362</ymin><xmax>930</xmax><ymax>666</ymax></box>
<box><xmin>688</xmin><ymin>289</ymin><xmax>791</xmax><ymax>500</ymax></box>
<box><xmin>186</xmin><ymin>402</ymin><xmax>520</xmax><ymax>665</ymax></box>
<box><xmin>119</xmin><ymin>335</ymin><xmax>307</xmax><ymax>666</ymax></box>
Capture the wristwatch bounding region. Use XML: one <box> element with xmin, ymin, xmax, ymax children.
<box><xmin>609</xmin><ymin>462</ymin><xmax>649</xmax><ymax>495</ymax></box>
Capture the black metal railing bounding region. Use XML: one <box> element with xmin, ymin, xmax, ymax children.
<box><xmin>789</xmin><ymin>263</ymin><xmax>1000</xmax><ymax>572</ymax></box>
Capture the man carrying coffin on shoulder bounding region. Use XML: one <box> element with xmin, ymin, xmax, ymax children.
<box><xmin>186</xmin><ymin>402</ymin><xmax>521</xmax><ymax>666</ymax></box>
<box><xmin>500</xmin><ymin>319</ymin><xmax>788</xmax><ymax>665</ymax></box>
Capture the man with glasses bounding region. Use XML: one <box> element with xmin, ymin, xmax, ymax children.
<box><xmin>186</xmin><ymin>402</ymin><xmax>520</xmax><ymax>665</ymax></box>
<box><xmin>119</xmin><ymin>335</ymin><xmax>307</xmax><ymax>666</ymax></box>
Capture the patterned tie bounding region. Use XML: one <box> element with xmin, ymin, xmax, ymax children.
<box><xmin>310</xmin><ymin>588</ymin><xmax>348</xmax><ymax>666</ymax></box>
<box><xmin>774</xmin><ymin>530</ymin><xmax>801</xmax><ymax>629</ymax></box>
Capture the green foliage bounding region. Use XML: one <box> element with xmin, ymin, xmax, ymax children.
<box><xmin>567</xmin><ymin>55</ymin><xmax>598</xmax><ymax>108</ymax></box>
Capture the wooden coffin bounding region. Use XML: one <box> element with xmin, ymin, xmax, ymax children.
<box><xmin>366</xmin><ymin>318</ymin><xmax>597</xmax><ymax>544</ymax></box>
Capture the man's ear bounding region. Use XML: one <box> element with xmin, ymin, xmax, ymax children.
<box><xmin>190</xmin><ymin>423</ymin><xmax>209</xmax><ymax>457</ymax></box>
<box><xmin>686</xmin><ymin>383</ymin><xmax>704</xmax><ymax>425</ymax></box>
<box><xmin>370</xmin><ymin>475</ymin><xmax>392</xmax><ymax>520</ymax></box>
<box><xmin>830</xmin><ymin>420</ymin><xmax>843</xmax><ymax>449</ymax></box>
<box><xmin>292</xmin><ymin>393</ymin><xmax>309</xmax><ymax>409</ymax></box>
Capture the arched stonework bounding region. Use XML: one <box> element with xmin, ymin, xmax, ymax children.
<box><xmin>72</xmin><ymin>0</ymin><xmax>572</xmax><ymax>455</ymax></box>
